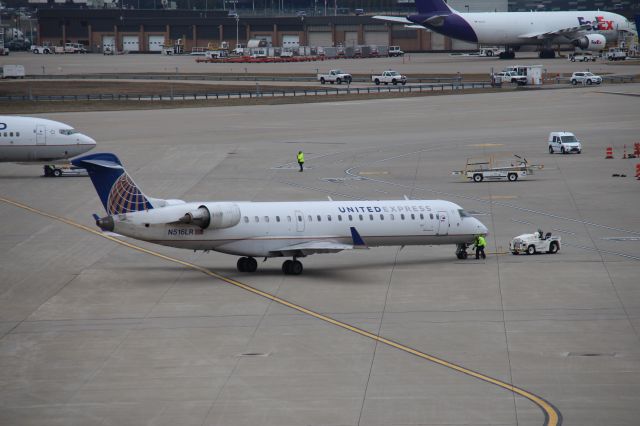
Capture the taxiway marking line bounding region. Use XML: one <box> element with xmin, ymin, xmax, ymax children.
<box><xmin>1</xmin><ymin>196</ymin><xmax>561</xmax><ymax>426</ymax></box>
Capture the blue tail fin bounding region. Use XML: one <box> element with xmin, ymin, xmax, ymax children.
<box><xmin>415</xmin><ymin>0</ymin><xmax>453</xmax><ymax>14</ymax></box>
<box><xmin>72</xmin><ymin>153</ymin><xmax>154</xmax><ymax>215</ymax></box>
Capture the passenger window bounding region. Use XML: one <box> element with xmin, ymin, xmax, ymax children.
<box><xmin>401</xmin><ymin>214</ymin><xmax>405</xmax><ymax>220</ymax></box>
<box><xmin>430</xmin><ymin>213</ymin><xmax>434</xmax><ymax>219</ymax></box>
<box><xmin>380</xmin><ymin>214</ymin><xmax>384</xmax><ymax>220</ymax></box>
<box><xmin>16</xmin><ymin>132</ymin><xmax>19</xmax><ymax>137</ymax></box>
<box><xmin>411</xmin><ymin>214</ymin><xmax>415</xmax><ymax>220</ymax></box>
<box><xmin>9</xmin><ymin>132</ymin><xmax>13</xmax><ymax>137</ymax></box>
<box><xmin>264</xmin><ymin>216</ymin><xmax>269</xmax><ymax>223</ymax></box>
<box><xmin>359</xmin><ymin>214</ymin><xmax>363</xmax><ymax>221</ymax></box>
<box><xmin>348</xmin><ymin>215</ymin><xmax>353</xmax><ymax>221</ymax></box>
<box><xmin>338</xmin><ymin>215</ymin><xmax>342</xmax><ymax>221</ymax></box>
<box><xmin>255</xmin><ymin>216</ymin><xmax>259</xmax><ymax>222</ymax></box>
<box><xmin>308</xmin><ymin>215</ymin><xmax>312</xmax><ymax>222</ymax></box>
<box><xmin>276</xmin><ymin>216</ymin><xmax>280</xmax><ymax>222</ymax></box>
<box><xmin>297</xmin><ymin>215</ymin><xmax>302</xmax><ymax>222</ymax></box>
<box><xmin>420</xmin><ymin>214</ymin><xmax>424</xmax><ymax>220</ymax></box>
<box><xmin>317</xmin><ymin>215</ymin><xmax>321</xmax><ymax>222</ymax></box>
<box><xmin>390</xmin><ymin>214</ymin><xmax>394</xmax><ymax>220</ymax></box>
<box><xmin>436</xmin><ymin>214</ymin><xmax>439</xmax><ymax>219</ymax></box>
<box><xmin>369</xmin><ymin>214</ymin><xmax>374</xmax><ymax>220</ymax></box>
<box><xmin>3</xmin><ymin>132</ymin><xmax>6</xmax><ymax>137</ymax></box>
<box><xmin>243</xmin><ymin>216</ymin><xmax>249</xmax><ymax>223</ymax></box>
<box><xmin>327</xmin><ymin>215</ymin><xmax>331</xmax><ymax>221</ymax></box>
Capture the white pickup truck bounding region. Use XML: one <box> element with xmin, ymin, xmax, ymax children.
<box><xmin>510</xmin><ymin>230</ymin><xmax>561</xmax><ymax>255</ymax></box>
<box><xmin>371</xmin><ymin>70</ymin><xmax>407</xmax><ymax>86</ymax></box>
<box><xmin>317</xmin><ymin>69</ymin><xmax>352</xmax><ymax>84</ymax></box>
<box><xmin>494</xmin><ymin>71</ymin><xmax>527</xmax><ymax>85</ymax></box>
<box><xmin>606</xmin><ymin>48</ymin><xmax>627</xmax><ymax>61</ymax></box>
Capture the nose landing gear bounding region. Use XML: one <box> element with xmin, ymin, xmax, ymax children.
<box><xmin>282</xmin><ymin>258</ymin><xmax>303</xmax><ymax>275</ymax></box>
<box><xmin>456</xmin><ymin>243</ymin><xmax>469</xmax><ymax>260</ymax></box>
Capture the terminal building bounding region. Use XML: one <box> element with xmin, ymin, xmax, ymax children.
<box><xmin>34</xmin><ymin>1</ymin><xmax>508</xmax><ymax>53</ymax></box>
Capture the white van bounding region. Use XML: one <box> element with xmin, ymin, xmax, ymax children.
<box><xmin>548</xmin><ymin>132</ymin><xmax>582</xmax><ymax>154</ymax></box>
<box><xmin>1</xmin><ymin>64</ymin><xmax>25</xmax><ymax>79</ymax></box>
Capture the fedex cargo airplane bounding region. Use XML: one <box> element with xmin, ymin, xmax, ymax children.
<box><xmin>74</xmin><ymin>153</ymin><xmax>488</xmax><ymax>275</ymax></box>
<box><xmin>374</xmin><ymin>0</ymin><xmax>636</xmax><ymax>58</ymax></box>
<box><xmin>0</xmin><ymin>116</ymin><xmax>96</xmax><ymax>163</ymax></box>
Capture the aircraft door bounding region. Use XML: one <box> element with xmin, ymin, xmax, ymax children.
<box><xmin>436</xmin><ymin>211</ymin><xmax>449</xmax><ymax>235</ymax></box>
<box><xmin>36</xmin><ymin>125</ymin><xmax>46</xmax><ymax>145</ymax></box>
<box><xmin>294</xmin><ymin>210</ymin><xmax>305</xmax><ymax>232</ymax></box>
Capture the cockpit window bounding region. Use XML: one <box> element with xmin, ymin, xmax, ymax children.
<box><xmin>59</xmin><ymin>129</ymin><xmax>78</xmax><ymax>135</ymax></box>
<box><xmin>458</xmin><ymin>209</ymin><xmax>471</xmax><ymax>218</ymax></box>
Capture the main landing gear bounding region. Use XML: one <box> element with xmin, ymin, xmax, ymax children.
<box><xmin>538</xmin><ymin>48</ymin><xmax>556</xmax><ymax>59</ymax></box>
<box><xmin>237</xmin><ymin>256</ymin><xmax>258</xmax><ymax>272</ymax></box>
<box><xmin>282</xmin><ymin>258</ymin><xmax>303</xmax><ymax>275</ymax></box>
<box><xmin>456</xmin><ymin>243</ymin><xmax>469</xmax><ymax>260</ymax></box>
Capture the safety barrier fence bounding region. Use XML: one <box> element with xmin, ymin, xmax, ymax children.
<box><xmin>22</xmin><ymin>74</ymin><xmax>461</xmax><ymax>84</ymax></box>
<box><xmin>0</xmin><ymin>82</ymin><xmax>493</xmax><ymax>102</ymax></box>
<box><xmin>555</xmin><ymin>75</ymin><xmax>635</xmax><ymax>84</ymax></box>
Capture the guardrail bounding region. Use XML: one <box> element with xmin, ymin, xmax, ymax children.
<box><xmin>23</xmin><ymin>74</ymin><xmax>461</xmax><ymax>84</ymax></box>
<box><xmin>0</xmin><ymin>82</ymin><xmax>492</xmax><ymax>102</ymax></box>
<box><xmin>554</xmin><ymin>75</ymin><xmax>635</xmax><ymax>84</ymax></box>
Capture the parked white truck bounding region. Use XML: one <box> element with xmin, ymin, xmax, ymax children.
<box><xmin>371</xmin><ymin>70</ymin><xmax>407</xmax><ymax>85</ymax></box>
<box><xmin>606</xmin><ymin>48</ymin><xmax>627</xmax><ymax>61</ymax></box>
<box><xmin>317</xmin><ymin>69</ymin><xmax>352</xmax><ymax>84</ymax></box>
<box><xmin>548</xmin><ymin>131</ymin><xmax>582</xmax><ymax>154</ymax></box>
<box><xmin>510</xmin><ymin>230</ymin><xmax>561</xmax><ymax>255</ymax></box>
<box><xmin>0</xmin><ymin>64</ymin><xmax>25</xmax><ymax>79</ymax></box>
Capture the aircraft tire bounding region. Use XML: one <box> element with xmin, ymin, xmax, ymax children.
<box><xmin>456</xmin><ymin>251</ymin><xmax>468</xmax><ymax>260</ymax></box>
<box><xmin>237</xmin><ymin>257</ymin><xmax>248</xmax><ymax>272</ymax></box>
<box><xmin>290</xmin><ymin>260</ymin><xmax>303</xmax><ymax>275</ymax></box>
<box><xmin>282</xmin><ymin>260</ymin><xmax>292</xmax><ymax>274</ymax></box>
<box><xmin>246</xmin><ymin>257</ymin><xmax>257</xmax><ymax>272</ymax></box>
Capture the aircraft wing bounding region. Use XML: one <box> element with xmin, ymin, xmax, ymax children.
<box><xmin>518</xmin><ymin>24</ymin><xmax>590</xmax><ymax>40</ymax></box>
<box><xmin>372</xmin><ymin>15</ymin><xmax>413</xmax><ymax>25</ymax></box>
<box><xmin>269</xmin><ymin>240</ymin><xmax>357</xmax><ymax>256</ymax></box>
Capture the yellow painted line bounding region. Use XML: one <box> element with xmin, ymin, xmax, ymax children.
<box><xmin>0</xmin><ymin>196</ymin><xmax>561</xmax><ymax>426</ymax></box>
<box><xmin>468</xmin><ymin>143</ymin><xmax>504</xmax><ymax>147</ymax></box>
<box><xmin>358</xmin><ymin>171</ymin><xmax>389</xmax><ymax>175</ymax></box>
<box><xmin>482</xmin><ymin>195</ymin><xmax>519</xmax><ymax>200</ymax></box>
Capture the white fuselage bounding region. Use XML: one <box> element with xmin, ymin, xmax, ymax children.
<box><xmin>0</xmin><ymin>116</ymin><xmax>96</xmax><ymax>162</ymax></box>
<box><xmin>466</xmin><ymin>11</ymin><xmax>628</xmax><ymax>45</ymax></box>
<box><xmin>110</xmin><ymin>199</ymin><xmax>488</xmax><ymax>258</ymax></box>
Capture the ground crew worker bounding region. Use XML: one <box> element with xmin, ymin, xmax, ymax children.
<box><xmin>297</xmin><ymin>151</ymin><xmax>305</xmax><ymax>172</ymax></box>
<box><xmin>474</xmin><ymin>234</ymin><xmax>487</xmax><ymax>259</ymax></box>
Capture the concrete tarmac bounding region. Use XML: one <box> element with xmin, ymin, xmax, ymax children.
<box><xmin>1</xmin><ymin>83</ymin><xmax>640</xmax><ymax>425</ymax></box>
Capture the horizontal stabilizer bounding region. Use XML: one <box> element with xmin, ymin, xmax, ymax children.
<box><xmin>372</xmin><ymin>15</ymin><xmax>413</xmax><ymax>24</ymax></box>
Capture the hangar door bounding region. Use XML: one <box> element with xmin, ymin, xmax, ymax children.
<box><xmin>102</xmin><ymin>35</ymin><xmax>115</xmax><ymax>52</ymax></box>
<box><xmin>148</xmin><ymin>35</ymin><xmax>164</xmax><ymax>52</ymax></box>
<box><xmin>123</xmin><ymin>36</ymin><xmax>140</xmax><ymax>52</ymax></box>
<box><xmin>308</xmin><ymin>32</ymin><xmax>332</xmax><ymax>47</ymax></box>
<box><xmin>344</xmin><ymin>31</ymin><xmax>358</xmax><ymax>46</ymax></box>
<box><xmin>452</xmin><ymin>39</ymin><xmax>477</xmax><ymax>50</ymax></box>
<box><xmin>282</xmin><ymin>35</ymin><xmax>300</xmax><ymax>48</ymax></box>
<box><xmin>364</xmin><ymin>31</ymin><xmax>388</xmax><ymax>46</ymax></box>
<box><xmin>430</xmin><ymin>32</ymin><xmax>445</xmax><ymax>50</ymax></box>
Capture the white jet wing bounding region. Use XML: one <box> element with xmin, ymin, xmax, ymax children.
<box><xmin>518</xmin><ymin>24</ymin><xmax>590</xmax><ymax>40</ymax></box>
<box><xmin>372</xmin><ymin>15</ymin><xmax>413</xmax><ymax>24</ymax></box>
<box><xmin>269</xmin><ymin>240</ymin><xmax>357</xmax><ymax>256</ymax></box>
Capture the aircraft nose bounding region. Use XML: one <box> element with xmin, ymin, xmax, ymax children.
<box><xmin>476</xmin><ymin>218</ymin><xmax>489</xmax><ymax>236</ymax></box>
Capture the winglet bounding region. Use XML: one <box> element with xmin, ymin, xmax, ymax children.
<box><xmin>350</xmin><ymin>227</ymin><xmax>368</xmax><ymax>249</ymax></box>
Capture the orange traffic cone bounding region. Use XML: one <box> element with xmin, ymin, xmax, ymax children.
<box><xmin>635</xmin><ymin>143</ymin><xmax>640</xmax><ymax>158</ymax></box>
<box><xmin>605</xmin><ymin>147</ymin><xmax>613</xmax><ymax>159</ymax></box>
<box><xmin>623</xmin><ymin>145</ymin><xmax>628</xmax><ymax>159</ymax></box>
<box><xmin>636</xmin><ymin>164</ymin><xmax>640</xmax><ymax>180</ymax></box>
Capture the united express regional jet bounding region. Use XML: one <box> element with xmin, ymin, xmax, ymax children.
<box><xmin>0</xmin><ymin>116</ymin><xmax>96</xmax><ymax>163</ymax></box>
<box><xmin>74</xmin><ymin>153</ymin><xmax>488</xmax><ymax>275</ymax></box>
<box><xmin>374</xmin><ymin>0</ymin><xmax>635</xmax><ymax>59</ymax></box>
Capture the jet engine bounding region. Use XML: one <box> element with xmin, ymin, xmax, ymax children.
<box><xmin>572</xmin><ymin>34</ymin><xmax>606</xmax><ymax>51</ymax></box>
<box><xmin>179</xmin><ymin>202</ymin><xmax>241</xmax><ymax>230</ymax></box>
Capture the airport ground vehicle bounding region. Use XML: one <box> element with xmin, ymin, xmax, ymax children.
<box><xmin>606</xmin><ymin>47</ymin><xmax>627</xmax><ymax>61</ymax></box>
<box><xmin>569</xmin><ymin>52</ymin><xmax>596</xmax><ymax>62</ymax></box>
<box><xmin>1</xmin><ymin>65</ymin><xmax>25</xmax><ymax>79</ymax></box>
<box><xmin>548</xmin><ymin>132</ymin><xmax>582</xmax><ymax>154</ymax></box>
<box><xmin>30</xmin><ymin>45</ymin><xmax>52</xmax><ymax>54</ymax></box>
<box><xmin>452</xmin><ymin>154</ymin><xmax>543</xmax><ymax>182</ymax></box>
<box><xmin>43</xmin><ymin>164</ymin><xmax>89</xmax><ymax>177</ymax></box>
<box><xmin>479</xmin><ymin>46</ymin><xmax>503</xmax><ymax>57</ymax></box>
<box><xmin>64</xmin><ymin>43</ymin><xmax>87</xmax><ymax>53</ymax></box>
<box><xmin>371</xmin><ymin>70</ymin><xmax>407</xmax><ymax>85</ymax></box>
<box><xmin>493</xmin><ymin>71</ymin><xmax>527</xmax><ymax>85</ymax></box>
<box><xmin>0</xmin><ymin>47</ymin><xmax>9</xmax><ymax>55</ymax></box>
<box><xmin>510</xmin><ymin>230</ymin><xmax>560</xmax><ymax>255</ymax></box>
<box><xmin>388</xmin><ymin>46</ymin><xmax>404</xmax><ymax>57</ymax></box>
<box><xmin>317</xmin><ymin>69</ymin><xmax>352</xmax><ymax>84</ymax></box>
<box><xmin>570</xmin><ymin>71</ymin><xmax>602</xmax><ymax>85</ymax></box>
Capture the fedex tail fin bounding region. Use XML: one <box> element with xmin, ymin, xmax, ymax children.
<box><xmin>72</xmin><ymin>153</ymin><xmax>155</xmax><ymax>215</ymax></box>
<box><xmin>415</xmin><ymin>0</ymin><xmax>454</xmax><ymax>15</ymax></box>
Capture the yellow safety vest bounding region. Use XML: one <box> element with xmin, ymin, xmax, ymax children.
<box><xmin>477</xmin><ymin>236</ymin><xmax>486</xmax><ymax>247</ymax></box>
<box><xmin>297</xmin><ymin>152</ymin><xmax>304</xmax><ymax>163</ymax></box>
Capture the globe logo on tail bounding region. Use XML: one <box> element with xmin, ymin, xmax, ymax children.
<box><xmin>106</xmin><ymin>173</ymin><xmax>150</xmax><ymax>215</ymax></box>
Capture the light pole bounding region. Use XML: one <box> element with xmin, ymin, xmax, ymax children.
<box><xmin>235</xmin><ymin>14</ymin><xmax>239</xmax><ymax>50</ymax></box>
<box><xmin>464</xmin><ymin>5</ymin><xmax>469</xmax><ymax>13</ymax></box>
